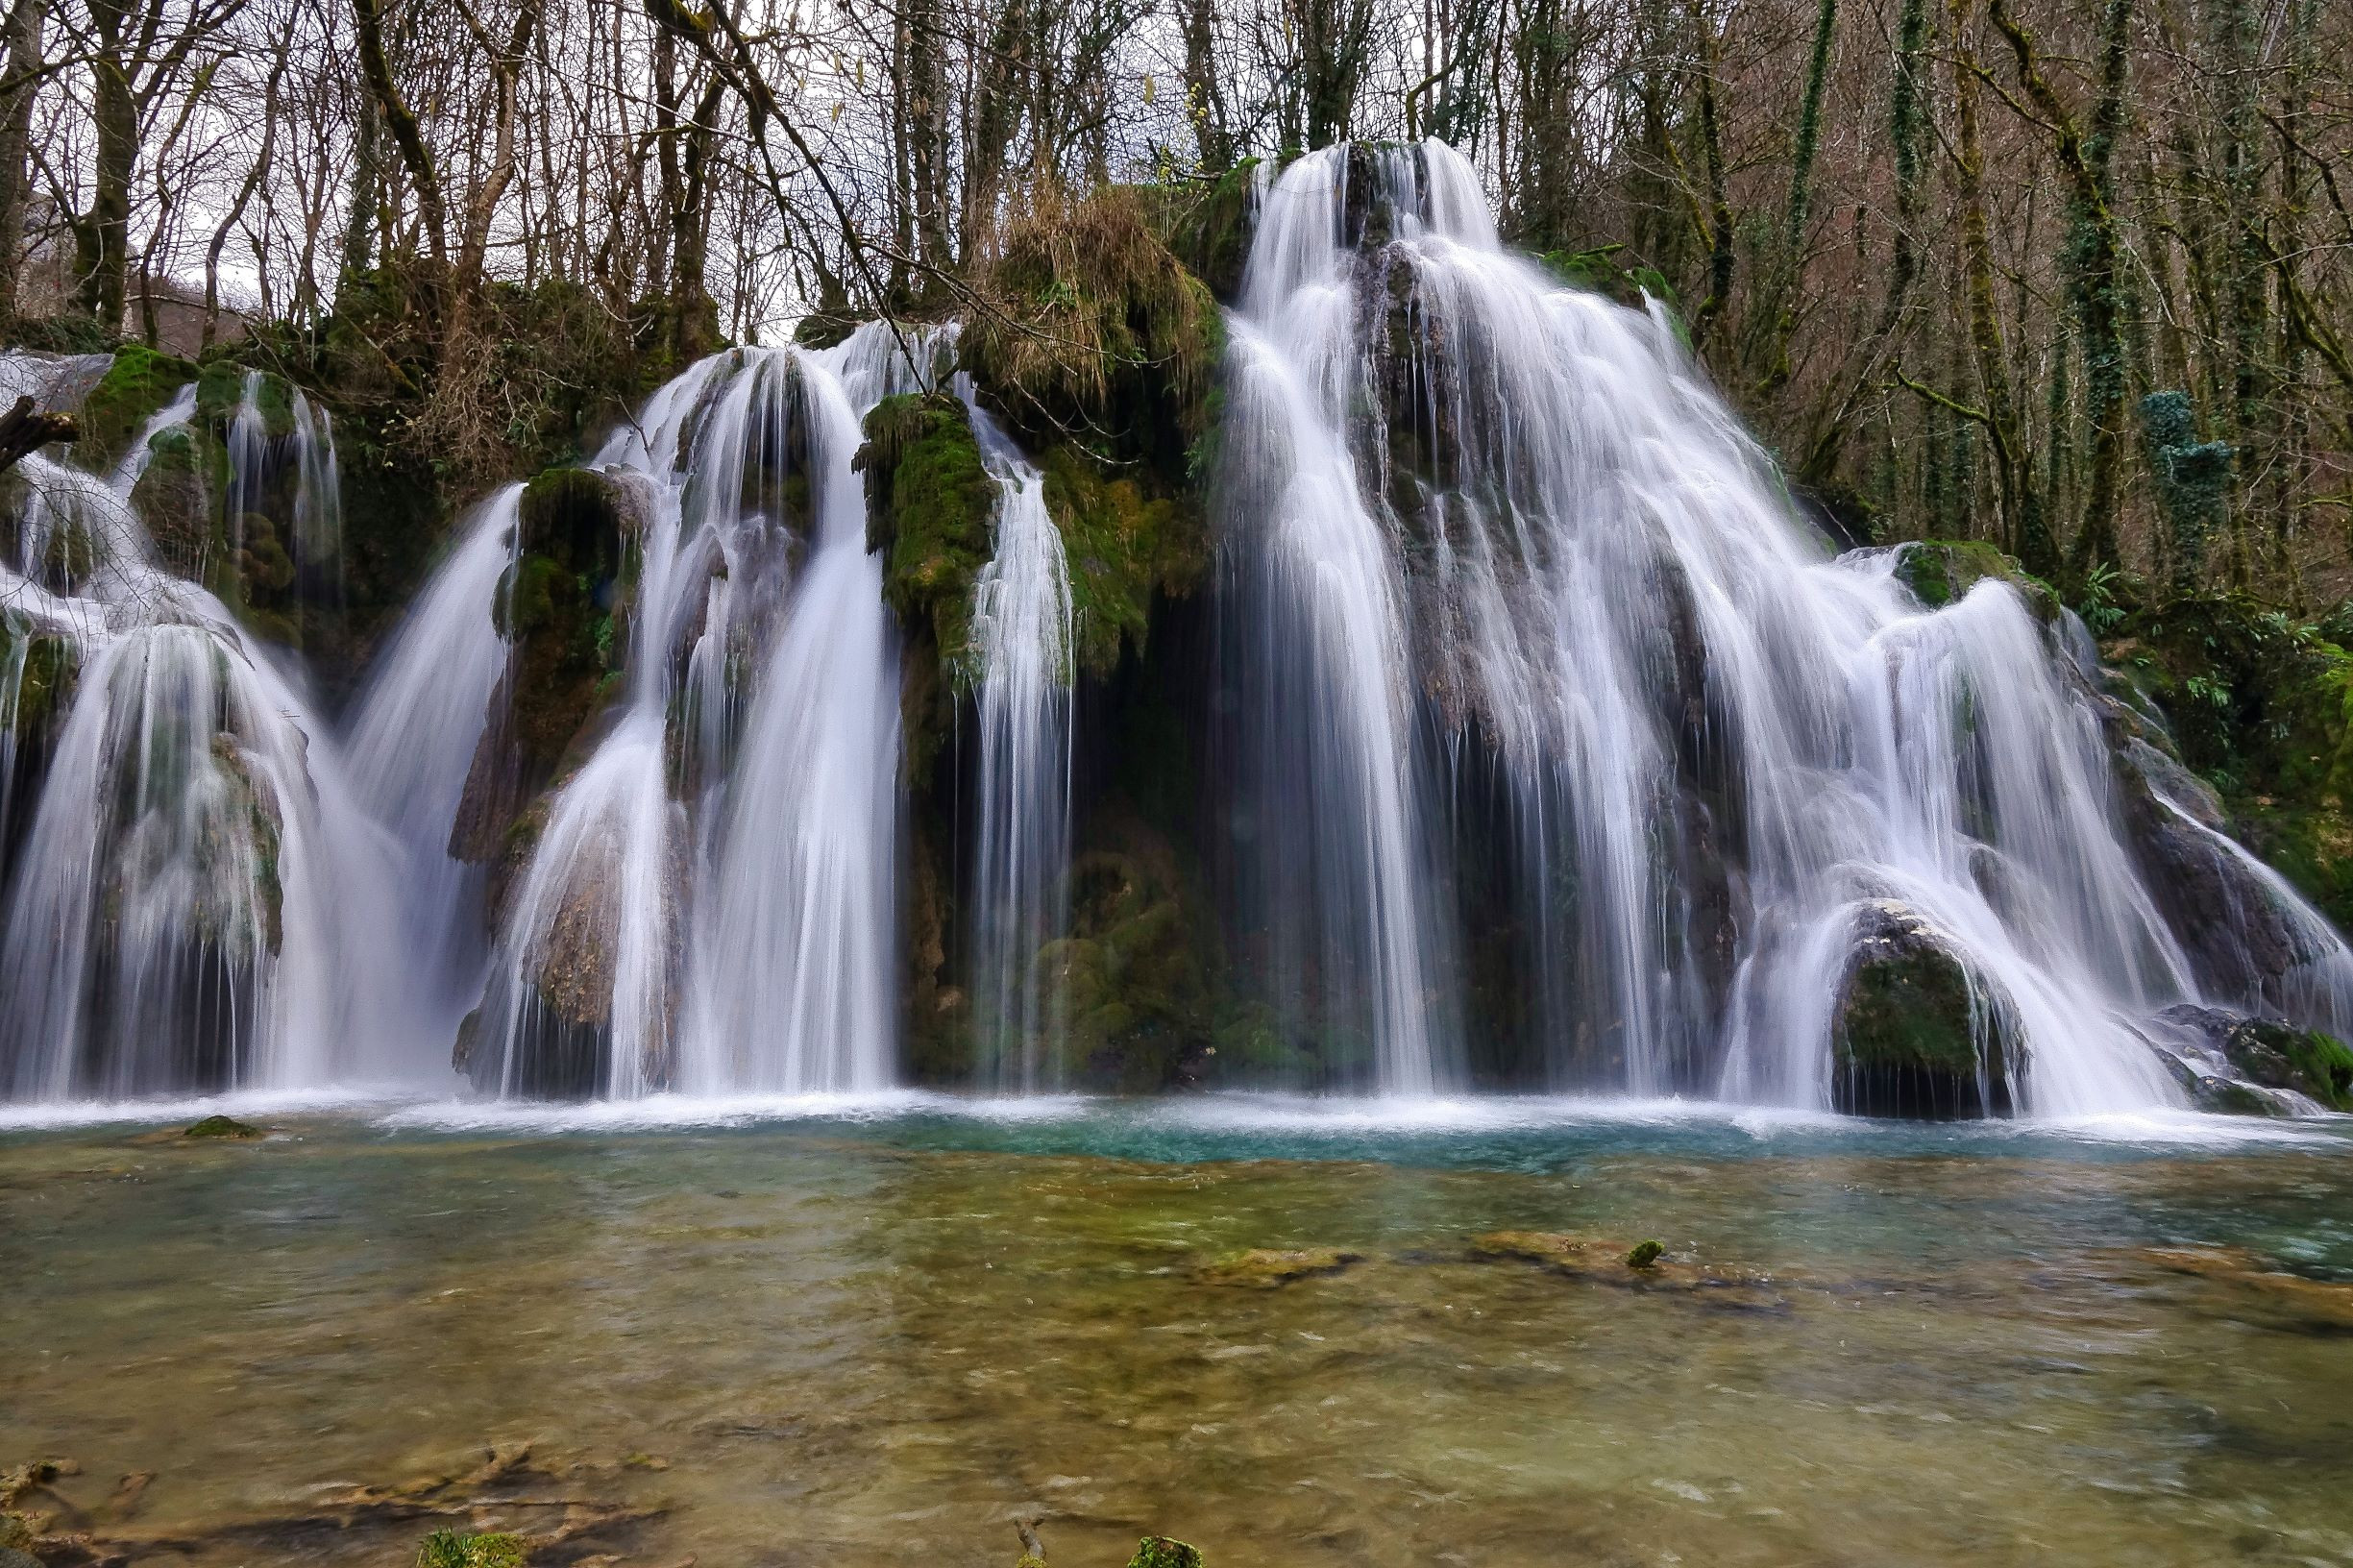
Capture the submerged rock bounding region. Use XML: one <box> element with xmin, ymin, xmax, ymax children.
<box><xmin>1468</xmin><ymin>1231</ymin><xmax>1778</xmax><ymax>1299</ymax></box>
<box><xmin>2134</xmin><ymin>1245</ymin><xmax>2353</xmax><ymax>1331</ymax></box>
<box><xmin>1197</xmin><ymin>1247</ymin><xmax>1362</xmax><ymax>1287</ymax></box>
<box><xmin>1830</xmin><ymin>901</ymin><xmax>2022</xmax><ymax>1118</ymax></box>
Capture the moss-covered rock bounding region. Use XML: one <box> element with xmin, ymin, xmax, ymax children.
<box><xmin>961</xmin><ymin>184</ymin><xmax>1223</xmax><ymax>481</ymax></box>
<box><xmin>2101</xmin><ymin>596</ymin><xmax>2353</xmax><ymax>934</ymax></box>
<box><xmin>1035</xmin><ymin>808</ymin><xmax>1215</xmax><ymax>1091</ymax></box>
<box><xmin>182</xmin><ymin>1114</ymin><xmax>262</xmax><ymax>1139</ymax></box>
<box><xmin>1831</xmin><ymin>901</ymin><xmax>2022</xmax><ymax>1117</ymax></box>
<box><xmin>1</xmin><ymin>623</ymin><xmax>78</xmax><ymax>742</ymax></box>
<box><xmin>1536</xmin><ymin>244</ymin><xmax>1681</xmax><ymax>315</ymax></box>
<box><xmin>450</xmin><ymin>469</ymin><xmax>640</xmax><ymax>864</ymax></box>
<box><xmin>72</xmin><ymin>345</ymin><xmax>197</xmax><ymax>471</ymax></box>
<box><xmin>860</xmin><ymin>392</ymin><xmax>997</xmax><ymax>680</ymax></box>
<box><xmin>2155</xmin><ymin>1004</ymin><xmax>2353</xmax><ymax>1112</ymax></box>
<box><xmin>1127</xmin><ymin>1538</ymin><xmax>1205</xmax><ymax>1568</ymax></box>
<box><xmin>1894</xmin><ymin>539</ymin><xmax>2061</xmax><ymax>620</ymax></box>
<box><xmin>1041</xmin><ymin>444</ymin><xmax>1209</xmax><ymax>680</ymax></box>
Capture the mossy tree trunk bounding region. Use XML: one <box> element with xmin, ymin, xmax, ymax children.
<box><xmin>0</xmin><ymin>0</ymin><xmax>44</xmax><ymax>319</ymax></box>
<box><xmin>1984</xmin><ymin>0</ymin><xmax>2136</xmax><ymax>580</ymax></box>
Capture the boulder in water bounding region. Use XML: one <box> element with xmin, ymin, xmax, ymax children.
<box><xmin>2152</xmin><ymin>1005</ymin><xmax>2353</xmax><ymax>1113</ymax></box>
<box><xmin>182</xmin><ymin>1115</ymin><xmax>261</xmax><ymax>1139</ymax></box>
<box><xmin>1127</xmin><ymin>1539</ymin><xmax>1205</xmax><ymax>1568</ymax></box>
<box><xmin>1830</xmin><ymin>901</ymin><xmax>2022</xmax><ymax>1118</ymax></box>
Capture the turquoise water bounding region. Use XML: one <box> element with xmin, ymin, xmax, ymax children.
<box><xmin>6</xmin><ymin>1097</ymin><xmax>2353</xmax><ymax>1565</ymax></box>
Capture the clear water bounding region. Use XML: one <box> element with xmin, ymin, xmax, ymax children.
<box><xmin>4</xmin><ymin>1102</ymin><xmax>2351</xmax><ymax>1566</ymax></box>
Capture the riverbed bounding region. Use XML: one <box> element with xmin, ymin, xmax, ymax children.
<box><xmin>5</xmin><ymin>1095</ymin><xmax>2351</xmax><ymax>1566</ymax></box>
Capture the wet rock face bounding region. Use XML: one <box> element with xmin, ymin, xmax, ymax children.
<box><xmin>1831</xmin><ymin>900</ymin><xmax>2022</xmax><ymax>1118</ymax></box>
<box><xmin>2154</xmin><ymin>1004</ymin><xmax>2353</xmax><ymax>1113</ymax></box>
<box><xmin>450</xmin><ymin>466</ymin><xmax>642</xmax><ymax>865</ymax></box>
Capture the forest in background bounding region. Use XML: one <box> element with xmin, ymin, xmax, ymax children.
<box><xmin>3</xmin><ymin>0</ymin><xmax>2352</xmax><ymax>609</ymax></box>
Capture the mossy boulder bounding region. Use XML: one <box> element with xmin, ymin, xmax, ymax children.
<box><xmin>1035</xmin><ymin>809</ymin><xmax>1215</xmax><ymax>1090</ymax></box>
<box><xmin>1</xmin><ymin>623</ymin><xmax>78</xmax><ymax>740</ymax></box>
<box><xmin>860</xmin><ymin>392</ymin><xmax>997</xmax><ymax>680</ymax></box>
<box><xmin>1537</xmin><ymin>244</ymin><xmax>1681</xmax><ymax>314</ymax></box>
<box><xmin>73</xmin><ymin>344</ymin><xmax>196</xmax><ymax>470</ymax></box>
<box><xmin>1127</xmin><ymin>1538</ymin><xmax>1204</xmax><ymax>1568</ymax></box>
<box><xmin>1894</xmin><ymin>540</ymin><xmax>2061</xmax><ymax>621</ymax></box>
<box><xmin>1830</xmin><ymin>901</ymin><xmax>2022</xmax><ymax>1117</ymax></box>
<box><xmin>2155</xmin><ymin>1004</ymin><xmax>2353</xmax><ymax>1113</ymax></box>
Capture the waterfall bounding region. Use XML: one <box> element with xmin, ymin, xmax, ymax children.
<box><xmin>1217</xmin><ymin>141</ymin><xmax>2353</xmax><ymax>1115</ymax></box>
<box><xmin>1219</xmin><ymin>151</ymin><xmax>1465</xmax><ymax>1095</ymax></box>
<box><xmin>957</xmin><ymin>381</ymin><xmax>1075</xmax><ymax>1093</ymax></box>
<box><xmin>345</xmin><ymin>489</ymin><xmax>519</xmax><ymax>1041</ymax></box>
<box><xmin>470</xmin><ymin>324</ymin><xmax>944</xmax><ymax>1097</ymax></box>
<box><xmin>0</xmin><ymin>408</ymin><xmax>432</xmax><ymax>1098</ymax></box>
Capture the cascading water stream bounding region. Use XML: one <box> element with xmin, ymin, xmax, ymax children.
<box><xmin>344</xmin><ymin>490</ymin><xmax>520</xmax><ymax>1040</ymax></box>
<box><xmin>1221</xmin><ymin>141</ymin><xmax>2353</xmax><ymax>1115</ymax></box>
<box><xmin>956</xmin><ymin>380</ymin><xmax>1075</xmax><ymax>1092</ymax></box>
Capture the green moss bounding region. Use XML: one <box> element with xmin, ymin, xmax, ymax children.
<box><xmin>1895</xmin><ymin>540</ymin><xmax>2060</xmax><ymax>619</ymax></box>
<box><xmin>1041</xmin><ymin>444</ymin><xmax>1208</xmax><ymax>679</ymax></box>
<box><xmin>415</xmin><ymin>1530</ymin><xmax>527</xmax><ymax>1568</ymax></box>
<box><xmin>2104</xmin><ymin>597</ymin><xmax>2353</xmax><ymax>927</ymax></box>
<box><xmin>1126</xmin><ymin>1537</ymin><xmax>1204</xmax><ymax>1568</ymax></box>
<box><xmin>1627</xmin><ymin>1239</ymin><xmax>1665</xmax><ymax>1269</ymax></box>
<box><xmin>1837</xmin><ymin>947</ymin><xmax>1983</xmax><ymax>1077</ymax></box>
<box><xmin>74</xmin><ymin>345</ymin><xmax>197</xmax><ymax>471</ymax></box>
<box><xmin>860</xmin><ymin>393</ymin><xmax>997</xmax><ymax>679</ymax></box>
<box><xmin>1034</xmin><ymin>807</ymin><xmax>1214</xmax><ymax>1090</ymax></box>
<box><xmin>4</xmin><ymin>624</ymin><xmax>81</xmax><ymax>741</ymax></box>
<box><xmin>2218</xmin><ymin>1018</ymin><xmax>2353</xmax><ymax>1112</ymax></box>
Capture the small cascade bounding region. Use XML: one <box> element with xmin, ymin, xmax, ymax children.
<box><xmin>956</xmin><ymin>382</ymin><xmax>1076</xmax><ymax>1092</ymax></box>
<box><xmin>469</xmin><ymin>324</ymin><xmax>945</xmax><ymax>1097</ymax></box>
<box><xmin>1216</xmin><ymin>141</ymin><xmax>2353</xmax><ymax>1114</ymax></box>
<box><xmin>215</xmin><ymin>370</ymin><xmax>344</xmax><ymax>634</ymax></box>
<box><xmin>345</xmin><ymin>490</ymin><xmax>520</xmax><ymax>1040</ymax></box>
<box><xmin>0</xmin><ymin>430</ymin><xmax>429</xmax><ymax>1098</ymax></box>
